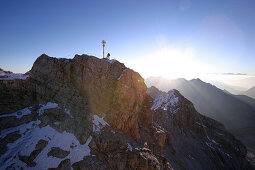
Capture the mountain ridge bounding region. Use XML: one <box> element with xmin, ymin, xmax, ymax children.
<box><xmin>146</xmin><ymin>76</ymin><xmax>255</xmax><ymax>151</ymax></box>
<box><xmin>0</xmin><ymin>54</ymin><xmax>253</xmax><ymax>169</ymax></box>
<box><xmin>244</xmin><ymin>86</ymin><xmax>255</xmax><ymax>99</ymax></box>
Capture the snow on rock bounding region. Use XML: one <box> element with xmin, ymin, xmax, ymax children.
<box><xmin>92</xmin><ymin>115</ymin><xmax>109</xmax><ymax>134</ymax></box>
<box><xmin>0</xmin><ymin>119</ymin><xmax>92</xmax><ymax>169</ymax></box>
<box><xmin>216</xmin><ymin>132</ymin><xmax>224</xmax><ymax>136</ymax></box>
<box><xmin>205</xmin><ymin>141</ymin><xmax>232</xmax><ymax>158</ymax></box>
<box><xmin>170</xmin><ymin>107</ymin><xmax>180</xmax><ymax>114</ymax></box>
<box><xmin>38</xmin><ymin>102</ymin><xmax>73</xmax><ymax>118</ymax></box>
<box><xmin>0</xmin><ymin>120</ymin><xmax>41</xmax><ymax>169</ymax></box>
<box><xmin>117</xmin><ymin>69</ymin><xmax>127</xmax><ymax>81</ymax></box>
<box><xmin>211</xmin><ymin>139</ymin><xmax>219</xmax><ymax>145</ymax></box>
<box><xmin>38</xmin><ymin>102</ymin><xmax>58</xmax><ymax>115</ymax></box>
<box><xmin>0</xmin><ymin>107</ymin><xmax>32</xmax><ymax>119</ymax></box>
<box><xmin>0</xmin><ymin>70</ymin><xmax>29</xmax><ymax>80</ymax></box>
<box><xmin>64</xmin><ymin>109</ymin><xmax>74</xmax><ymax>118</ymax></box>
<box><xmin>0</xmin><ymin>120</ymin><xmax>40</xmax><ymax>139</ymax></box>
<box><xmin>151</xmin><ymin>90</ymin><xmax>179</xmax><ymax>113</ymax></box>
<box><xmin>127</xmin><ymin>143</ymin><xmax>133</xmax><ymax>151</ymax></box>
<box><xmin>196</xmin><ymin>122</ymin><xmax>206</xmax><ymax>128</ymax></box>
<box><xmin>33</xmin><ymin>128</ymin><xmax>92</xmax><ymax>169</ymax></box>
<box><xmin>205</xmin><ymin>142</ymin><xmax>215</xmax><ymax>150</ymax></box>
<box><xmin>117</xmin><ymin>74</ymin><xmax>122</xmax><ymax>81</ymax></box>
<box><xmin>104</xmin><ymin>59</ymin><xmax>117</xmax><ymax>64</ymax></box>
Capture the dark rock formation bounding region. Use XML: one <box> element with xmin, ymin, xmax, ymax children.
<box><xmin>19</xmin><ymin>139</ymin><xmax>48</xmax><ymax>167</ymax></box>
<box><xmin>146</xmin><ymin>85</ymin><xmax>166</xmax><ymax>99</ymax></box>
<box><xmin>29</xmin><ymin>54</ymin><xmax>149</xmax><ymax>140</ymax></box>
<box><xmin>49</xmin><ymin>159</ymin><xmax>71</xmax><ymax>170</ymax></box>
<box><xmin>0</xmin><ymin>131</ymin><xmax>21</xmax><ymax>156</ymax></box>
<box><xmin>0</xmin><ymin>79</ymin><xmax>36</xmax><ymax>114</ymax></box>
<box><xmin>47</xmin><ymin>147</ymin><xmax>70</xmax><ymax>158</ymax></box>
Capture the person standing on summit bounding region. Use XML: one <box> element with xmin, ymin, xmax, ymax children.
<box><xmin>106</xmin><ymin>53</ymin><xmax>110</xmax><ymax>60</ymax></box>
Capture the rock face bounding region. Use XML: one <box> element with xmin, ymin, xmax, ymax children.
<box><xmin>146</xmin><ymin>85</ymin><xmax>166</xmax><ymax>99</ymax></box>
<box><xmin>47</xmin><ymin>147</ymin><xmax>70</xmax><ymax>158</ymax></box>
<box><xmin>0</xmin><ymin>54</ymin><xmax>254</xmax><ymax>169</ymax></box>
<box><xmin>149</xmin><ymin>89</ymin><xmax>252</xmax><ymax>169</ymax></box>
<box><xmin>29</xmin><ymin>54</ymin><xmax>148</xmax><ymax>139</ymax></box>
<box><xmin>0</xmin><ymin>79</ymin><xmax>35</xmax><ymax>114</ymax></box>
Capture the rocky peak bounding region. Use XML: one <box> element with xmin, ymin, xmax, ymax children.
<box><xmin>29</xmin><ymin>54</ymin><xmax>149</xmax><ymax>139</ymax></box>
<box><xmin>146</xmin><ymin>85</ymin><xmax>166</xmax><ymax>99</ymax></box>
<box><xmin>149</xmin><ymin>89</ymin><xmax>198</xmax><ymax>131</ymax></box>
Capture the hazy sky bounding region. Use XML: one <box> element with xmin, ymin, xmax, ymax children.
<box><xmin>1</xmin><ymin>0</ymin><xmax>255</xmax><ymax>89</ymax></box>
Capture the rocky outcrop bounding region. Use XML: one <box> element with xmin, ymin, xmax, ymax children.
<box><xmin>47</xmin><ymin>147</ymin><xmax>70</xmax><ymax>158</ymax></box>
<box><xmin>73</xmin><ymin>126</ymin><xmax>173</xmax><ymax>170</ymax></box>
<box><xmin>19</xmin><ymin>139</ymin><xmax>48</xmax><ymax>167</ymax></box>
<box><xmin>29</xmin><ymin>54</ymin><xmax>149</xmax><ymax>140</ymax></box>
<box><xmin>146</xmin><ymin>85</ymin><xmax>166</xmax><ymax>99</ymax></box>
<box><xmin>49</xmin><ymin>159</ymin><xmax>71</xmax><ymax>170</ymax></box>
<box><xmin>0</xmin><ymin>131</ymin><xmax>21</xmax><ymax>156</ymax></box>
<box><xmin>0</xmin><ymin>79</ymin><xmax>36</xmax><ymax>114</ymax></box>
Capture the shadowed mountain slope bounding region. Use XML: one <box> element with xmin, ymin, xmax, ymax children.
<box><xmin>146</xmin><ymin>77</ymin><xmax>255</xmax><ymax>150</ymax></box>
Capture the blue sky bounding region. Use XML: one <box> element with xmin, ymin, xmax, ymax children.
<box><xmin>1</xmin><ymin>0</ymin><xmax>255</xmax><ymax>88</ymax></box>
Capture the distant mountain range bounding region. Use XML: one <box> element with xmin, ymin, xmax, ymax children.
<box><xmin>146</xmin><ymin>76</ymin><xmax>255</xmax><ymax>149</ymax></box>
<box><xmin>207</xmin><ymin>80</ymin><xmax>245</xmax><ymax>95</ymax></box>
<box><xmin>244</xmin><ymin>86</ymin><xmax>255</xmax><ymax>99</ymax></box>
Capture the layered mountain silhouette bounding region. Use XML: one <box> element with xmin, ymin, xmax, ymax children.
<box><xmin>146</xmin><ymin>76</ymin><xmax>255</xmax><ymax>150</ymax></box>
<box><xmin>0</xmin><ymin>55</ymin><xmax>254</xmax><ymax>169</ymax></box>
<box><xmin>244</xmin><ymin>86</ymin><xmax>255</xmax><ymax>99</ymax></box>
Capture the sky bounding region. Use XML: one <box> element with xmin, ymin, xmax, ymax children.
<box><xmin>1</xmin><ymin>0</ymin><xmax>255</xmax><ymax>89</ymax></box>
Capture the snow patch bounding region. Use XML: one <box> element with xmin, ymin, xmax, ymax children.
<box><xmin>0</xmin><ymin>120</ymin><xmax>92</xmax><ymax>169</ymax></box>
<box><xmin>205</xmin><ymin>140</ymin><xmax>231</xmax><ymax>158</ymax></box>
<box><xmin>151</xmin><ymin>90</ymin><xmax>179</xmax><ymax>113</ymax></box>
<box><xmin>117</xmin><ymin>74</ymin><xmax>122</xmax><ymax>81</ymax></box>
<box><xmin>218</xmin><ymin>149</ymin><xmax>232</xmax><ymax>158</ymax></box>
<box><xmin>0</xmin><ymin>120</ymin><xmax>40</xmax><ymax>139</ymax></box>
<box><xmin>92</xmin><ymin>115</ymin><xmax>109</xmax><ymax>134</ymax></box>
<box><xmin>216</xmin><ymin>131</ymin><xmax>224</xmax><ymax>136</ymax></box>
<box><xmin>38</xmin><ymin>102</ymin><xmax>73</xmax><ymax>118</ymax></box>
<box><xmin>0</xmin><ymin>70</ymin><xmax>29</xmax><ymax>80</ymax></box>
<box><xmin>211</xmin><ymin>139</ymin><xmax>219</xmax><ymax>145</ymax></box>
<box><xmin>196</xmin><ymin>122</ymin><xmax>206</xmax><ymax>128</ymax></box>
<box><xmin>0</xmin><ymin>107</ymin><xmax>32</xmax><ymax>119</ymax></box>
<box><xmin>38</xmin><ymin>102</ymin><xmax>58</xmax><ymax>115</ymax></box>
<box><xmin>105</xmin><ymin>59</ymin><xmax>116</xmax><ymax>63</ymax></box>
<box><xmin>64</xmin><ymin>109</ymin><xmax>74</xmax><ymax>118</ymax></box>
<box><xmin>127</xmin><ymin>143</ymin><xmax>133</xmax><ymax>151</ymax></box>
<box><xmin>117</xmin><ymin>69</ymin><xmax>128</xmax><ymax>81</ymax></box>
<box><xmin>170</xmin><ymin>107</ymin><xmax>180</xmax><ymax>114</ymax></box>
<box><xmin>205</xmin><ymin>142</ymin><xmax>215</xmax><ymax>150</ymax></box>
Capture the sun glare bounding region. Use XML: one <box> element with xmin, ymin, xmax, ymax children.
<box><xmin>125</xmin><ymin>46</ymin><xmax>209</xmax><ymax>80</ymax></box>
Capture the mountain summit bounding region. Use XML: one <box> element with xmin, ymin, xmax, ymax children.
<box><xmin>0</xmin><ymin>54</ymin><xmax>253</xmax><ymax>169</ymax></box>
